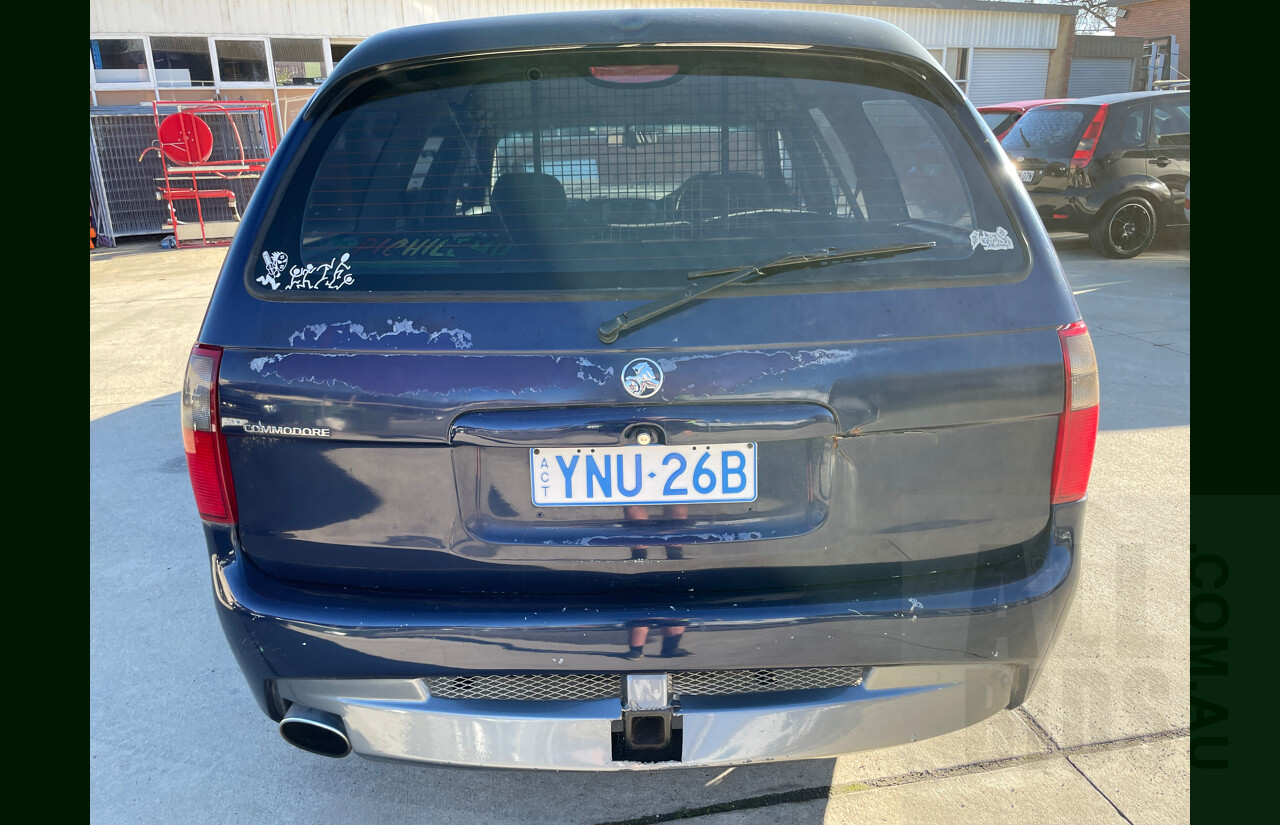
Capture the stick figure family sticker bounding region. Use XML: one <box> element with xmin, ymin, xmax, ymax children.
<box><xmin>258</xmin><ymin>251</ymin><xmax>355</xmax><ymax>291</ymax></box>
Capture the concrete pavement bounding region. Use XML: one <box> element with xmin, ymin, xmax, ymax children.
<box><xmin>89</xmin><ymin>232</ymin><xmax>1190</xmax><ymax>824</ymax></box>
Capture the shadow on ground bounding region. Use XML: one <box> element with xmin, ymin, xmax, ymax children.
<box><xmin>90</xmin><ymin>235</ymin><xmax>175</xmax><ymax>261</ymax></box>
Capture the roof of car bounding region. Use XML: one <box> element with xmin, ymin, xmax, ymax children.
<box><xmin>976</xmin><ymin>99</ymin><xmax>1070</xmax><ymax>112</ymax></box>
<box><xmin>1050</xmin><ymin>90</ymin><xmax>1190</xmax><ymax>106</ymax></box>
<box><xmin>306</xmin><ymin>9</ymin><xmax>936</xmax><ymax>117</ymax></box>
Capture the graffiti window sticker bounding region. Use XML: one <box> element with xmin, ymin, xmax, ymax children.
<box><xmin>968</xmin><ymin>227</ymin><xmax>1015</xmax><ymax>252</ymax></box>
<box><xmin>258</xmin><ymin>251</ymin><xmax>356</xmax><ymax>291</ymax></box>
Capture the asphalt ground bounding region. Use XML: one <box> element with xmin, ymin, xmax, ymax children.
<box><xmin>90</xmin><ymin>231</ymin><xmax>1190</xmax><ymax>824</ymax></box>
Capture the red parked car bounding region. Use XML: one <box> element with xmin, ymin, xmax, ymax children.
<box><xmin>978</xmin><ymin>99</ymin><xmax>1071</xmax><ymax>141</ymax></box>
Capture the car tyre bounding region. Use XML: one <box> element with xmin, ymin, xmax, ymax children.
<box><xmin>1090</xmin><ymin>195</ymin><xmax>1157</xmax><ymax>259</ymax></box>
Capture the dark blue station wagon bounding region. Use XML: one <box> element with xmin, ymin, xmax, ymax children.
<box><xmin>181</xmin><ymin>9</ymin><xmax>1098</xmax><ymax>769</ymax></box>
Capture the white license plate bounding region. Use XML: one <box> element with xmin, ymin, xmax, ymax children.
<box><xmin>1019</xmin><ymin>170</ymin><xmax>1035</xmax><ymax>182</ymax></box>
<box><xmin>531</xmin><ymin>443</ymin><xmax>757</xmax><ymax>506</ymax></box>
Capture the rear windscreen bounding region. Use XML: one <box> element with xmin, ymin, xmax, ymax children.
<box><xmin>981</xmin><ymin>111</ymin><xmax>1016</xmax><ymax>134</ymax></box>
<box><xmin>1000</xmin><ymin>107</ymin><xmax>1087</xmax><ymax>156</ymax></box>
<box><xmin>255</xmin><ymin>50</ymin><xmax>1026</xmax><ymax>296</ymax></box>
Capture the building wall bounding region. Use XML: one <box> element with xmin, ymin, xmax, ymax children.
<box><xmin>1070</xmin><ymin>34</ymin><xmax>1145</xmax><ymax>94</ymax></box>
<box><xmin>90</xmin><ymin>0</ymin><xmax>1065</xmax><ymax>48</ymax></box>
<box><xmin>1044</xmin><ymin>13</ymin><xmax>1075</xmax><ymax>98</ymax></box>
<box><xmin>1116</xmin><ymin>0</ymin><xmax>1190</xmax><ymax>80</ymax></box>
<box><xmin>1073</xmin><ymin>34</ymin><xmax>1146</xmax><ymax>61</ymax></box>
<box><xmin>95</xmin><ymin>89</ymin><xmax>160</xmax><ymax>107</ymax></box>
<box><xmin>92</xmin><ymin>0</ymin><xmax>1073</xmax><ymax>132</ymax></box>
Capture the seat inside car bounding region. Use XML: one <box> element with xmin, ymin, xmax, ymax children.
<box><xmin>674</xmin><ymin>171</ymin><xmax>776</xmax><ymax>220</ymax></box>
<box><xmin>491</xmin><ymin>172</ymin><xmax>570</xmax><ymax>238</ymax></box>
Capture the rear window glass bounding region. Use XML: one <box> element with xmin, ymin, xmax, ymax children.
<box><xmin>257</xmin><ymin>51</ymin><xmax>1026</xmax><ymax>296</ymax></box>
<box><xmin>981</xmin><ymin>111</ymin><xmax>1015</xmax><ymax>134</ymax></box>
<box><xmin>1000</xmin><ymin>107</ymin><xmax>1087</xmax><ymax>156</ymax></box>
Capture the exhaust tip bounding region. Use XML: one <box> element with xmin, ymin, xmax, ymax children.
<box><xmin>279</xmin><ymin>705</ymin><xmax>352</xmax><ymax>758</ymax></box>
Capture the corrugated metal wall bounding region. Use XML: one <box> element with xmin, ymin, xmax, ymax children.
<box><xmin>1069</xmin><ymin>58</ymin><xmax>1137</xmax><ymax>98</ymax></box>
<box><xmin>966</xmin><ymin>49</ymin><xmax>1051</xmax><ymax>105</ymax></box>
<box><xmin>91</xmin><ymin>0</ymin><xmax>1061</xmax><ymax>49</ymax></box>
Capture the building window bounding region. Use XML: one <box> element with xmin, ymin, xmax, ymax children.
<box><xmin>90</xmin><ymin>39</ymin><xmax>148</xmax><ymax>84</ymax></box>
<box><xmin>945</xmin><ymin>48</ymin><xmax>971</xmax><ymax>93</ymax></box>
<box><xmin>926</xmin><ymin>48</ymin><xmax>970</xmax><ymax>94</ymax></box>
<box><xmin>330</xmin><ymin>42</ymin><xmax>359</xmax><ymax>67</ymax></box>
<box><xmin>216</xmin><ymin>39</ymin><xmax>269</xmax><ymax>83</ymax></box>
<box><xmin>271</xmin><ymin>38</ymin><xmax>327</xmax><ymax>86</ymax></box>
<box><xmin>152</xmin><ymin>36</ymin><xmax>215</xmax><ymax>87</ymax></box>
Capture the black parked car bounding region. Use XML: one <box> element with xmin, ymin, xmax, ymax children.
<box><xmin>182</xmin><ymin>9</ymin><xmax>1097</xmax><ymax>769</ymax></box>
<box><xmin>1001</xmin><ymin>91</ymin><xmax>1190</xmax><ymax>258</ymax></box>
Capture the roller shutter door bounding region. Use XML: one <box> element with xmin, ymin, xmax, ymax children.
<box><xmin>1069</xmin><ymin>57</ymin><xmax>1136</xmax><ymax>98</ymax></box>
<box><xmin>967</xmin><ymin>49</ymin><xmax>1051</xmax><ymax>105</ymax></box>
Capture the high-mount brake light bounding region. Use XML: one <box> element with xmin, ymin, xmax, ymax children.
<box><xmin>1051</xmin><ymin>322</ymin><xmax>1099</xmax><ymax>504</ymax></box>
<box><xmin>181</xmin><ymin>344</ymin><xmax>237</xmax><ymax>523</ymax></box>
<box><xmin>1070</xmin><ymin>105</ymin><xmax>1110</xmax><ymax>170</ymax></box>
<box><xmin>589</xmin><ymin>65</ymin><xmax>680</xmax><ymax>83</ymax></box>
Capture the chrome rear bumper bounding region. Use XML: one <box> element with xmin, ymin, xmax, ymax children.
<box><xmin>278</xmin><ymin>663</ymin><xmax>1016</xmax><ymax>770</ymax></box>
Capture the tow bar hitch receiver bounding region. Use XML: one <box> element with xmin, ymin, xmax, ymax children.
<box><xmin>626</xmin><ymin>709</ymin><xmax>674</xmax><ymax>749</ymax></box>
<box><xmin>613</xmin><ymin>675</ymin><xmax>682</xmax><ymax>763</ymax></box>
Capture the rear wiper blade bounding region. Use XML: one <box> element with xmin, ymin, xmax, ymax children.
<box><xmin>597</xmin><ymin>242</ymin><xmax>936</xmax><ymax>344</ymax></box>
<box><xmin>683</xmin><ymin>243</ymin><xmax>936</xmax><ymax>281</ymax></box>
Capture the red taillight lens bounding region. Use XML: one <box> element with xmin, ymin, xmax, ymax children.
<box><xmin>1051</xmin><ymin>322</ymin><xmax>1099</xmax><ymax>504</ymax></box>
<box><xmin>589</xmin><ymin>65</ymin><xmax>679</xmax><ymax>83</ymax></box>
<box><xmin>181</xmin><ymin>345</ymin><xmax>237</xmax><ymax>523</ymax></box>
<box><xmin>1070</xmin><ymin>105</ymin><xmax>1109</xmax><ymax>170</ymax></box>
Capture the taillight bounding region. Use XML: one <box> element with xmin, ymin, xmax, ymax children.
<box><xmin>1070</xmin><ymin>105</ymin><xmax>1109</xmax><ymax>170</ymax></box>
<box><xmin>181</xmin><ymin>344</ymin><xmax>237</xmax><ymax>523</ymax></box>
<box><xmin>1051</xmin><ymin>322</ymin><xmax>1099</xmax><ymax>504</ymax></box>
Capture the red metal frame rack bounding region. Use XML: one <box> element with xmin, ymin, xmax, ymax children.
<box><xmin>146</xmin><ymin>101</ymin><xmax>277</xmax><ymax>248</ymax></box>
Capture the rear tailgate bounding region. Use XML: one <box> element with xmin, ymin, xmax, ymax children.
<box><xmin>202</xmin><ymin>44</ymin><xmax>1080</xmax><ymax>599</ymax></box>
<box><xmin>216</xmin><ymin>290</ymin><xmax>1067</xmax><ymax>596</ymax></box>
<box><xmin>1001</xmin><ymin>104</ymin><xmax>1094</xmax><ymax>193</ymax></box>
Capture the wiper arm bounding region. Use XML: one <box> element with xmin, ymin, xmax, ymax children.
<box><xmin>597</xmin><ymin>242</ymin><xmax>936</xmax><ymax>344</ymax></box>
<box><xmin>1016</xmin><ymin>127</ymin><xmax>1031</xmax><ymax>149</ymax></box>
